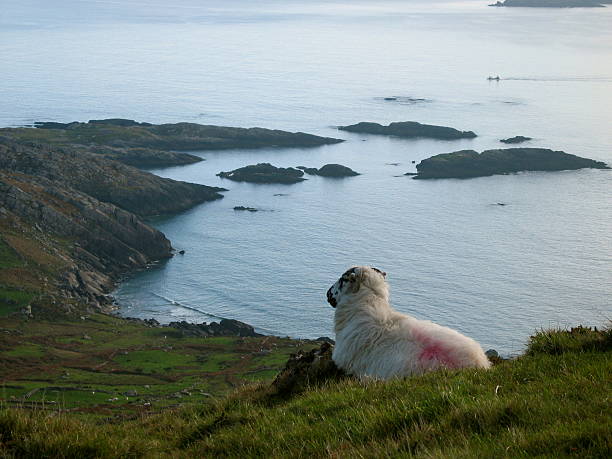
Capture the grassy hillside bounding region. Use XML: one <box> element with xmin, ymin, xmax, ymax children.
<box><xmin>1</xmin><ymin>326</ymin><xmax>609</xmax><ymax>457</ymax></box>
<box><xmin>0</xmin><ymin>313</ymin><xmax>318</xmax><ymax>421</ymax></box>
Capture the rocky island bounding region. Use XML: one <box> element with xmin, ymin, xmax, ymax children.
<box><xmin>489</xmin><ymin>0</ymin><xmax>607</xmax><ymax>7</ymax></box>
<box><xmin>339</xmin><ymin>121</ymin><xmax>477</xmax><ymax>140</ymax></box>
<box><xmin>411</xmin><ymin>148</ymin><xmax>609</xmax><ymax>179</ymax></box>
<box><xmin>217</xmin><ymin>163</ymin><xmax>306</xmax><ymax>184</ymax></box>
<box><xmin>0</xmin><ymin>118</ymin><xmax>344</xmax><ymax>168</ymax></box>
<box><xmin>500</xmin><ymin>136</ymin><xmax>532</xmax><ymax>144</ymax></box>
<box><xmin>297</xmin><ymin>164</ymin><xmax>360</xmax><ymax>177</ymax></box>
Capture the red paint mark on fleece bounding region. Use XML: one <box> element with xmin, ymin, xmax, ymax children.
<box><xmin>412</xmin><ymin>329</ymin><xmax>459</xmax><ymax>368</ymax></box>
<box><xmin>419</xmin><ymin>344</ymin><xmax>459</xmax><ymax>368</ymax></box>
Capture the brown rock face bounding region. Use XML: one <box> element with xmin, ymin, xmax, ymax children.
<box><xmin>272</xmin><ymin>342</ymin><xmax>346</xmax><ymax>396</ymax></box>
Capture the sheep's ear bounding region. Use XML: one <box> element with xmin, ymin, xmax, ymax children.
<box><xmin>349</xmin><ymin>268</ymin><xmax>362</xmax><ymax>292</ymax></box>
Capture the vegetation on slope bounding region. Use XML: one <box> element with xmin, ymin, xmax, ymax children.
<box><xmin>1</xmin><ymin>326</ymin><xmax>609</xmax><ymax>457</ymax></box>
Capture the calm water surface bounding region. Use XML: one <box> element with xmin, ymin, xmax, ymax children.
<box><xmin>2</xmin><ymin>1</ymin><xmax>611</xmax><ymax>354</ymax></box>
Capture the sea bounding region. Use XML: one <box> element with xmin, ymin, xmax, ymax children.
<box><xmin>2</xmin><ymin>0</ymin><xmax>611</xmax><ymax>355</ymax></box>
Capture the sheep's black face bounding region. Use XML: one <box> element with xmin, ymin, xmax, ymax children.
<box><xmin>326</xmin><ymin>267</ymin><xmax>387</xmax><ymax>308</ymax></box>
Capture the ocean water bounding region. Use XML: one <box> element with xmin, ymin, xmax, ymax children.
<box><xmin>2</xmin><ymin>0</ymin><xmax>611</xmax><ymax>354</ymax></box>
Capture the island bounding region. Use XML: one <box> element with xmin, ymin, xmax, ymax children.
<box><xmin>489</xmin><ymin>0</ymin><xmax>607</xmax><ymax>7</ymax></box>
<box><xmin>500</xmin><ymin>136</ymin><xmax>532</xmax><ymax>144</ymax></box>
<box><xmin>217</xmin><ymin>163</ymin><xmax>306</xmax><ymax>184</ymax></box>
<box><xmin>0</xmin><ymin>118</ymin><xmax>344</xmax><ymax>168</ymax></box>
<box><xmin>339</xmin><ymin>121</ymin><xmax>477</xmax><ymax>140</ymax></box>
<box><xmin>296</xmin><ymin>164</ymin><xmax>360</xmax><ymax>177</ymax></box>
<box><xmin>410</xmin><ymin>148</ymin><xmax>609</xmax><ymax>179</ymax></box>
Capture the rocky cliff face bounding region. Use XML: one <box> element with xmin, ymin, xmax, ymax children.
<box><xmin>0</xmin><ymin>169</ymin><xmax>173</xmax><ymax>312</ymax></box>
<box><xmin>0</xmin><ymin>137</ymin><xmax>225</xmax><ymax>314</ymax></box>
<box><xmin>0</xmin><ymin>140</ymin><xmax>225</xmax><ymax>216</ymax></box>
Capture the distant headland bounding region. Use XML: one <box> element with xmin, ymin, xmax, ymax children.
<box><xmin>489</xmin><ymin>0</ymin><xmax>609</xmax><ymax>8</ymax></box>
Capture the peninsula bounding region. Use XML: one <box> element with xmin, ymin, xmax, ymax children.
<box><xmin>339</xmin><ymin>121</ymin><xmax>477</xmax><ymax>140</ymax></box>
<box><xmin>411</xmin><ymin>148</ymin><xmax>609</xmax><ymax>179</ymax></box>
<box><xmin>0</xmin><ymin>119</ymin><xmax>344</xmax><ymax>168</ymax></box>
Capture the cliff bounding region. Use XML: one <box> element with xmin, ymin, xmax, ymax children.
<box><xmin>0</xmin><ymin>137</ymin><xmax>227</xmax><ymax>313</ymax></box>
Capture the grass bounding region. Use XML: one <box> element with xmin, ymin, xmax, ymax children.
<box><xmin>0</xmin><ymin>288</ymin><xmax>34</xmax><ymax>317</ymax></box>
<box><xmin>1</xmin><ymin>325</ymin><xmax>610</xmax><ymax>457</ymax></box>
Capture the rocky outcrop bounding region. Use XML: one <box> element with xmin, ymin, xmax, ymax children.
<box><xmin>297</xmin><ymin>164</ymin><xmax>360</xmax><ymax>177</ymax></box>
<box><xmin>412</xmin><ymin>148</ymin><xmax>610</xmax><ymax>179</ymax></box>
<box><xmin>217</xmin><ymin>163</ymin><xmax>306</xmax><ymax>184</ymax></box>
<box><xmin>167</xmin><ymin>319</ymin><xmax>262</xmax><ymax>337</ymax></box>
<box><xmin>233</xmin><ymin>206</ymin><xmax>258</xmax><ymax>212</ymax></box>
<box><xmin>85</xmin><ymin>145</ymin><xmax>203</xmax><ymax>168</ymax></box>
<box><xmin>500</xmin><ymin>136</ymin><xmax>532</xmax><ymax>144</ymax></box>
<box><xmin>0</xmin><ymin>139</ymin><xmax>225</xmax><ymax>216</ymax></box>
<box><xmin>271</xmin><ymin>342</ymin><xmax>346</xmax><ymax>396</ymax></box>
<box><xmin>489</xmin><ymin>0</ymin><xmax>606</xmax><ymax>7</ymax></box>
<box><xmin>339</xmin><ymin>121</ymin><xmax>477</xmax><ymax>140</ymax></box>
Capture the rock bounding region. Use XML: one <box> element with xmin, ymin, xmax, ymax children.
<box><xmin>296</xmin><ymin>166</ymin><xmax>320</xmax><ymax>175</ymax></box>
<box><xmin>339</xmin><ymin>121</ymin><xmax>477</xmax><ymax>140</ymax></box>
<box><xmin>234</xmin><ymin>206</ymin><xmax>258</xmax><ymax>212</ymax></box>
<box><xmin>178</xmin><ymin>250</ymin><xmax>185</xmax><ymax>255</ymax></box>
<box><xmin>383</xmin><ymin>97</ymin><xmax>398</xmax><ymax>101</ymax></box>
<box><xmin>167</xmin><ymin>318</ymin><xmax>262</xmax><ymax>338</ymax></box>
<box><xmin>500</xmin><ymin>136</ymin><xmax>532</xmax><ymax>144</ymax></box>
<box><xmin>123</xmin><ymin>390</ymin><xmax>138</xmax><ymax>397</ymax></box>
<box><xmin>412</xmin><ymin>148</ymin><xmax>610</xmax><ymax>179</ymax></box>
<box><xmin>82</xmin><ymin>334</ymin><xmax>91</xmax><ymax>340</ymax></box>
<box><xmin>317</xmin><ymin>164</ymin><xmax>360</xmax><ymax>177</ymax></box>
<box><xmin>315</xmin><ymin>336</ymin><xmax>335</xmax><ymax>344</ymax></box>
<box><xmin>297</xmin><ymin>164</ymin><xmax>360</xmax><ymax>177</ymax></box>
<box><xmin>485</xmin><ymin>349</ymin><xmax>505</xmax><ymax>365</ymax></box>
<box><xmin>217</xmin><ymin>163</ymin><xmax>306</xmax><ymax>184</ymax></box>
<box><xmin>490</xmin><ymin>0</ymin><xmax>606</xmax><ymax>7</ymax></box>
<box><xmin>271</xmin><ymin>342</ymin><xmax>346</xmax><ymax>396</ymax></box>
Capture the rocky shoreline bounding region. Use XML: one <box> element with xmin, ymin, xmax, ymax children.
<box><xmin>0</xmin><ymin>119</ymin><xmax>343</xmax><ymax>169</ymax></box>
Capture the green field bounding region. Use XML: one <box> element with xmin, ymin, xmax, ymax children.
<box><xmin>0</xmin><ymin>314</ymin><xmax>316</xmax><ymax>419</ymax></box>
<box><xmin>1</xmin><ymin>321</ymin><xmax>609</xmax><ymax>457</ymax></box>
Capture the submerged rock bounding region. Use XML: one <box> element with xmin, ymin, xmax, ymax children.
<box><xmin>412</xmin><ymin>148</ymin><xmax>610</xmax><ymax>179</ymax></box>
<box><xmin>217</xmin><ymin>163</ymin><xmax>306</xmax><ymax>184</ymax></box>
<box><xmin>234</xmin><ymin>206</ymin><xmax>258</xmax><ymax>212</ymax></box>
<box><xmin>339</xmin><ymin>121</ymin><xmax>476</xmax><ymax>140</ymax></box>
